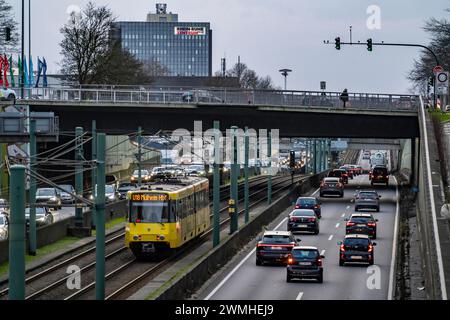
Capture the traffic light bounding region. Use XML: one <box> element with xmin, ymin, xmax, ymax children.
<box><xmin>367</xmin><ymin>38</ymin><xmax>373</xmax><ymax>52</ymax></box>
<box><xmin>5</xmin><ymin>27</ymin><xmax>11</xmax><ymax>41</ymax></box>
<box><xmin>428</xmin><ymin>76</ymin><xmax>435</xmax><ymax>87</ymax></box>
<box><xmin>335</xmin><ymin>37</ymin><xmax>341</xmax><ymax>50</ymax></box>
<box><xmin>289</xmin><ymin>151</ymin><xmax>296</xmax><ymax>168</ymax></box>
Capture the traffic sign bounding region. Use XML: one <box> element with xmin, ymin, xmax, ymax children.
<box><xmin>436</xmin><ymin>71</ymin><xmax>449</xmax><ymax>95</ymax></box>
<box><xmin>433</xmin><ymin>66</ymin><xmax>444</xmax><ymax>74</ymax></box>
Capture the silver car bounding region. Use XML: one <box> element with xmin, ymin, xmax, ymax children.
<box><xmin>58</xmin><ymin>185</ymin><xmax>75</xmax><ymax>204</ymax></box>
<box><xmin>0</xmin><ymin>213</ymin><xmax>8</xmax><ymax>240</ymax></box>
<box><xmin>25</xmin><ymin>207</ymin><xmax>54</xmax><ymax>227</ymax></box>
<box><xmin>355</xmin><ymin>190</ymin><xmax>381</xmax><ymax>212</ymax></box>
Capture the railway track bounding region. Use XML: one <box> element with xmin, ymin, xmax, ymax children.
<box><xmin>70</xmin><ymin>174</ymin><xmax>307</xmax><ymax>300</ymax></box>
<box><xmin>0</xmin><ymin>172</ymin><xmax>305</xmax><ymax>300</ymax></box>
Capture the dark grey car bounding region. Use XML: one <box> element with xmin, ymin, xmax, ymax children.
<box><xmin>36</xmin><ymin>188</ymin><xmax>62</xmax><ymax>210</ymax></box>
<box><xmin>287</xmin><ymin>209</ymin><xmax>320</xmax><ymax>235</ymax></box>
<box><xmin>320</xmin><ymin>177</ymin><xmax>344</xmax><ymax>198</ymax></box>
<box><xmin>355</xmin><ymin>191</ymin><xmax>380</xmax><ymax>212</ymax></box>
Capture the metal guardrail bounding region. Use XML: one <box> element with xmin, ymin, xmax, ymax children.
<box><xmin>12</xmin><ymin>86</ymin><xmax>419</xmax><ymax>112</ymax></box>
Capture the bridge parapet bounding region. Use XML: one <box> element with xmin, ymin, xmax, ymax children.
<box><xmin>13</xmin><ymin>86</ymin><xmax>418</xmax><ymax>113</ymax></box>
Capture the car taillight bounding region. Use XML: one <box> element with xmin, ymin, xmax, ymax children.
<box><xmin>368</xmin><ymin>222</ymin><xmax>376</xmax><ymax>227</ymax></box>
<box><xmin>288</xmin><ymin>257</ymin><xmax>294</xmax><ymax>265</ymax></box>
<box><xmin>317</xmin><ymin>258</ymin><xmax>323</xmax><ymax>267</ymax></box>
<box><xmin>346</xmin><ymin>222</ymin><xmax>355</xmax><ymax>227</ymax></box>
<box><xmin>340</xmin><ymin>244</ymin><xmax>345</xmax><ymax>252</ymax></box>
<box><xmin>308</xmin><ymin>218</ymin><xmax>316</xmax><ymax>222</ymax></box>
<box><xmin>295</xmin><ymin>205</ymin><xmax>300</xmax><ymax>209</ymax></box>
<box><xmin>314</xmin><ymin>205</ymin><xmax>321</xmax><ymax>209</ymax></box>
<box><xmin>135</xmin><ymin>219</ymin><xmax>141</xmax><ymax>223</ymax></box>
<box><xmin>368</xmin><ymin>245</ymin><xmax>374</xmax><ymax>253</ymax></box>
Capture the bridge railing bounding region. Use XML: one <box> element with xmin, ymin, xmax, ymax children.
<box><xmin>14</xmin><ymin>87</ymin><xmax>419</xmax><ymax>112</ymax></box>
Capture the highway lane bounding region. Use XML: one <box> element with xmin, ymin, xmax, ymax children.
<box><xmin>199</xmin><ymin>165</ymin><xmax>398</xmax><ymax>300</ymax></box>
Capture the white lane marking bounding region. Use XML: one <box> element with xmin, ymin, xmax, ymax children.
<box><xmin>296</xmin><ymin>292</ymin><xmax>304</xmax><ymax>300</ymax></box>
<box><xmin>204</xmin><ymin>217</ymin><xmax>288</xmax><ymax>300</ymax></box>
<box><xmin>320</xmin><ymin>250</ymin><xmax>326</xmax><ymax>256</ymax></box>
<box><xmin>388</xmin><ymin>176</ymin><xmax>400</xmax><ymax>300</ymax></box>
<box><xmin>419</xmin><ymin>97</ymin><xmax>447</xmax><ymax>300</ymax></box>
<box><xmin>341</xmin><ymin>213</ymin><xmax>346</xmax><ymax>218</ymax></box>
<box><xmin>335</xmin><ymin>223</ymin><xmax>340</xmax><ymax>228</ymax></box>
<box><xmin>311</xmin><ymin>188</ymin><xmax>320</xmax><ymax>196</ymax></box>
<box><xmin>328</xmin><ymin>235</ymin><xmax>333</xmax><ymax>241</ymax></box>
<box><xmin>346</xmin><ymin>206</ymin><xmax>350</xmax><ymax>210</ymax></box>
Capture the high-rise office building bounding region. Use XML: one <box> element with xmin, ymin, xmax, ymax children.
<box><xmin>112</xmin><ymin>3</ymin><xmax>212</xmax><ymax>77</ymax></box>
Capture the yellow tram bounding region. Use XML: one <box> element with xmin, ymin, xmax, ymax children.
<box><xmin>125</xmin><ymin>177</ymin><xmax>210</xmax><ymax>258</ymax></box>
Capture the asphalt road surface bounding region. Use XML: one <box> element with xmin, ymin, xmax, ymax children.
<box><xmin>200</xmin><ymin>158</ymin><xmax>399</xmax><ymax>300</ymax></box>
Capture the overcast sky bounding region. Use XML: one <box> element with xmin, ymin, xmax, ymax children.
<box><xmin>8</xmin><ymin>0</ymin><xmax>450</xmax><ymax>93</ymax></box>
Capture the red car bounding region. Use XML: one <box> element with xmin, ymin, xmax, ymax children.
<box><xmin>371</xmin><ymin>166</ymin><xmax>389</xmax><ymax>186</ymax></box>
<box><xmin>328</xmin><ymin>169</ymin><xmax>348</xmax><ymax>184</ymax></box>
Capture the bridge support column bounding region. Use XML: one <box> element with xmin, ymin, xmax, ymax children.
<box><xmin>75</xmin><ymin>127</ymin><xmax>84</xmax><ymax>228</ymax></box>
<box><xmin>95</xmin><ymin>133</ymin><xmax>106</xmax><ymax>300</ymax></box>
<box><xmin>213</xmin><ymin>121</ymin><xmax>221</xmax><ymax>247</ymax></box>
<box><xmin>313</xmin><ymin>139</ymin><xmax>317</xmax><ymax>175</ymax></box>
<box><xmin>137</xmin><ymin>127</ymin><xmax>142</xmax><ymax>187</ymax></box>
<box><xmin>230</xmin><ymin>126</ymin><xmax>239</xmax><ymax>235</ymax></box>
<box><xmin>8</xmin><ymin>165</ymin><xmax>26</xmax><ymax>300</ymax></box>
<box><xmin>244</xmin><ymin>127</ymin><xmax>250</xmax><ymax>224</ymax></box>
<box><xmin>268</xmin><ymin>130</ymin><xmax>272</xmax><ymax>205</ymax></box>
<box><xmin>28</xmin><ymin>120</ymin><xmax>37</xmax><ymax>256</ymax></box>
<box><xmin>305</xmin><ymin>139</ymin><xmax>309</xmax><ymax>174</ymax></box>
<box><xmin>91</xmin><ymin>121</ymin><xmax>97</xmax><ymax>229</ymax></box>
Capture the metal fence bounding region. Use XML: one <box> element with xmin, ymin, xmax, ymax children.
<box><xmin>13</xmin><ymin>86</ymin><xmax>419</xmax><ymax>112</ymax></box>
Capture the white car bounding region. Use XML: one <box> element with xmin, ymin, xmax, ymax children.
<box><xmin>0</xmin><ymin>87</ymin><xmax>16</xmax><ymax>103</ymax></box>
<box><xmin>0</xmin><ymin>213</ymin><xmax>8</xmax><ymax>240</ymax></box>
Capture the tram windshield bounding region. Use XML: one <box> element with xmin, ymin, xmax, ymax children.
<box><xmin>129</xmin><ymin>193</ymin><xmax>171</xmax><ymax>223</ymax></box>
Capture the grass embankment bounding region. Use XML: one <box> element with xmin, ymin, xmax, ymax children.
<box><xmin>428</xmin><ymin>110</ymin><xmax>450</xmax><ymax>122</ymax></box>
<box><xmin>0</xmin><ymin>217</ymin><xmax>125</xmax><ymax>277</ymax></box>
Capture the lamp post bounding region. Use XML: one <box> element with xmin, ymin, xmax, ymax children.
<box><xmin>279</xmin><ymin>69</ymin><xmax>292</xmax><ymax>91</ymax></box>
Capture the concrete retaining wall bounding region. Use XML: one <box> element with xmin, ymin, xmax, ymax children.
<box><xmin>155</xmin><ymin>172</ymin><xmax>327</xmax><ymax>300</ymax></box>
<box><xmin>0</xmin><ymin>200</ymin><xmax>127</xmax><ymax>265</ymax></box>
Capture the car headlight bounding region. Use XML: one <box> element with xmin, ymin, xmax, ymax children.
<box><xmin>89</xmin><ymin>195</ymin><xmax>94</xmax><ymax>200</ymax></box>
<box><xmin>50</xmin><ymin>197</ymin><xmax>57</xmax><ymax>201</ymax></box>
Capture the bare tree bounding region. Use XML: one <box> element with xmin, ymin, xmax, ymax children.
<box><xmin>0</xmin><ymin>0</ymin><xmax>19</xmax><ymax>53</ymax></box>
<box><xmin>224</xmin><ymin>62</ymin><xmax>275</xmax><ymax>89</ymax></box>
<box><xmin>60</xmin><ymin>2</ymin><xmax>115</xmax><ymax>84</ymax></box>
<box><xmin>409</xmin><ymin>10</ymin><xmax>450</xmax><ymax>92</ymax></box>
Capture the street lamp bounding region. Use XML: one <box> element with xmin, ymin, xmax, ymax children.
<box><xmin>279</xmin><ymin>69</ymin><xmax>292</xmax><ymax>91</ymax></box>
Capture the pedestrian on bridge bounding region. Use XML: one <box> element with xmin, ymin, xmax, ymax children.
<box><xmin>340</xmin><ymin>89</ymin><xmax>349</xmax><ymax>108</ymax></box>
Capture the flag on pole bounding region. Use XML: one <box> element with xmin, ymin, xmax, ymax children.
<box><xmin>3</xmin><ymin>55</ymin><xmax>9</xmax><ymax>88</ymax></box>
<box><xmin>23</xmin><ymin>57</ymin><xmax>29</xmax><ymax>87</ymax></box>
<box><xmin>9</xmin><ymin>56</ymin><xmax>15</xmax><ymax>87</ymax></box>
<box><xmin>35</xmin><ymin>57</ymin><xmax>42</xmax><ymax>87</ymax></box>
<box><xmin>18</xmin><ymin>55</ymin><xmax>22</xmax><ymax>87</ymax></box>
<box><xmin>42</xmin><ymin>57</ymin><xmax>48</xmax><ymax>87</ymax></box>
<box><xmin>29</xmin><ymin>56</ymin><xmax>35</xmax><ymax>87</ymax></box>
